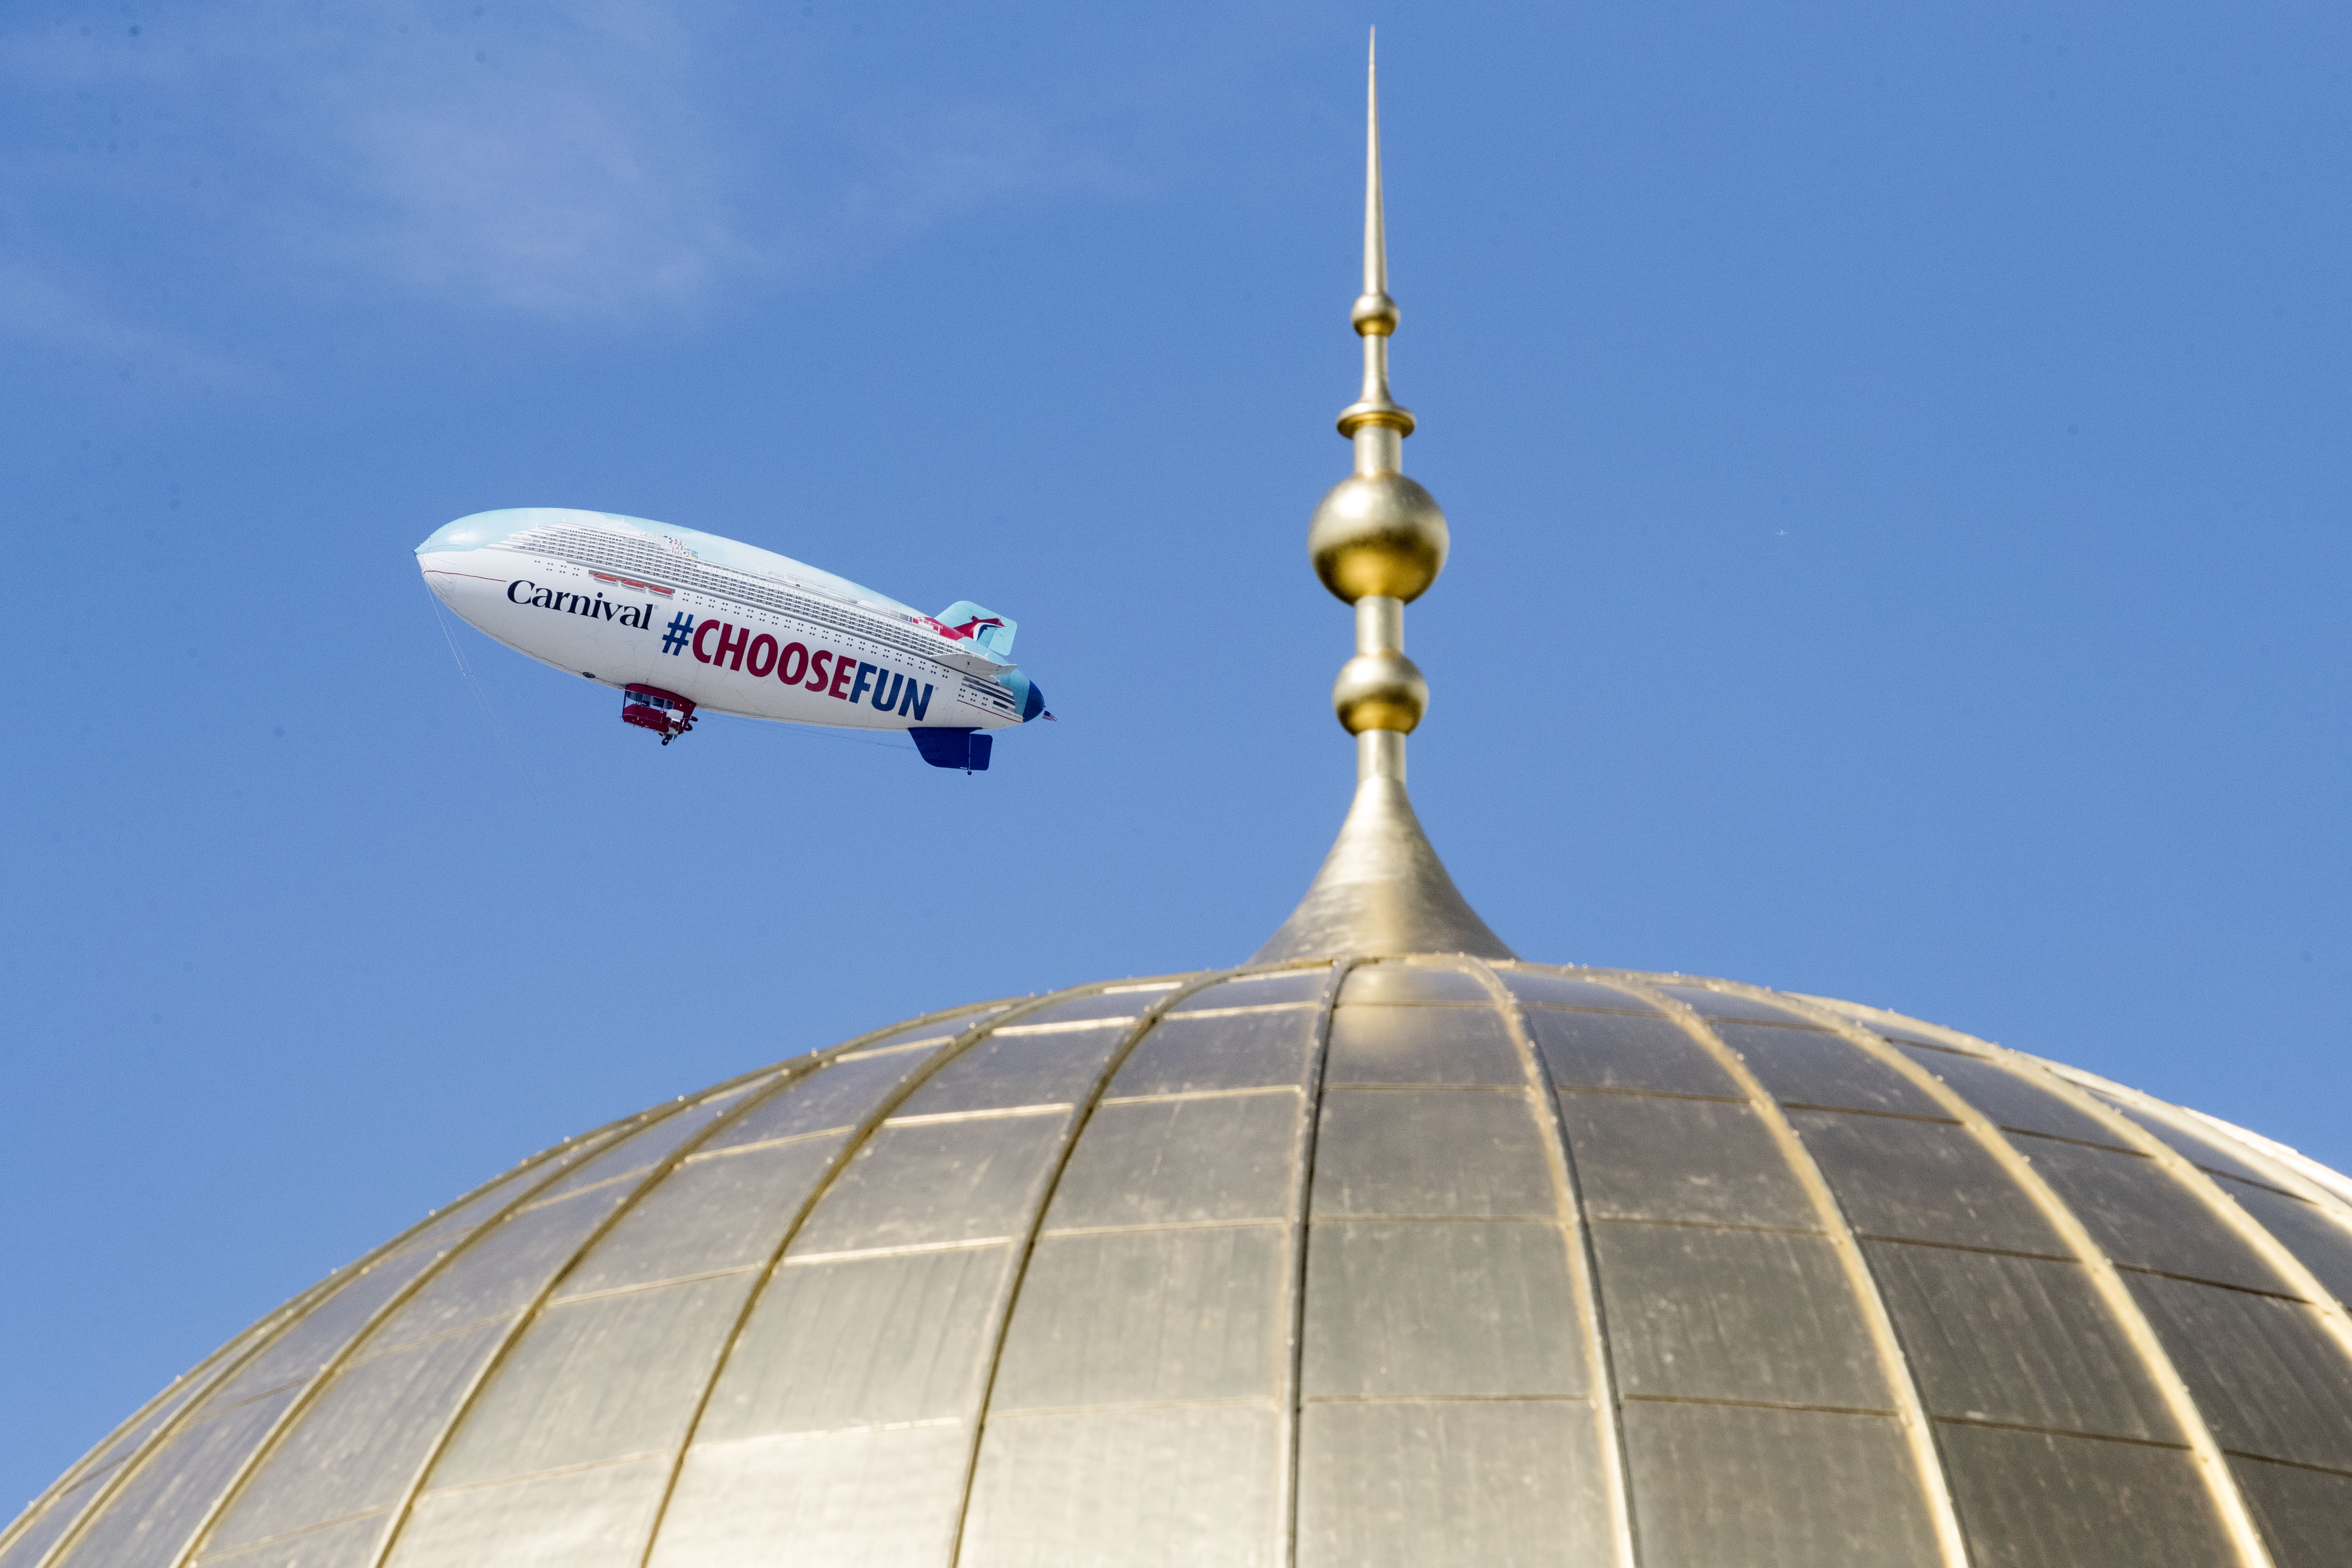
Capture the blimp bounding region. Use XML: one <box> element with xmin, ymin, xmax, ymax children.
<box><xmin>416</xmin><ymin>508</ymin><xmax>1049</xmax><ymax>770</ymax></box>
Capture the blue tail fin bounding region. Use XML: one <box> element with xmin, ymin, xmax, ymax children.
<box><xmin>936</xmin><ymin>601</ymin><xmax>1016</xmax><ymax>660</ymax></box>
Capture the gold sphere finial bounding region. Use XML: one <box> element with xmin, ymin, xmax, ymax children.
<box><xmin>1333</xmin><ymin>647</ymin><xmax>1428</xmax><ymax>733</ymax></box>
<box><xmin>1308</xmin><ymin>473</ymin><xmax>1448</xmax><ymax>603</ymax></box>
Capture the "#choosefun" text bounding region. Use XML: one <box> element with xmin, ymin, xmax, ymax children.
<box><xmin>683</xmin><ymin>615</ymin><xmax>933</xmax><ymax>719</ymax></box>
<box><xmin>503</xmin><ymin>580</ymin><xmax>937</xmax><ymax>719</ymax></box>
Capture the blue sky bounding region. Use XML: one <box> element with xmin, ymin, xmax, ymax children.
<box><xmin>4</xmin><ymin>0</ymin><xmax>2348</xmax><ymax>1509</ymax></box>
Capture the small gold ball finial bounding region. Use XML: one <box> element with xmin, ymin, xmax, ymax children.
<box><xmin>1332</xmin><ymin>648</ymin><xmax>1428</xmax><ymax>733</ymax></box>
<box><xmin>1351</xmin><ymin>291</ymin><xmax>1399</xmax><ymax>336</ymax></box>
<box><xmin>1308</xmin><ymin>471</ymin><xmax>1449</xmax><ymax>603</ymax></box>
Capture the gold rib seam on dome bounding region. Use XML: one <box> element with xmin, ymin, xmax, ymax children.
<box><xmin>413</xmin><ymin>1448</ymin><xmax>663</xmax><ymax>1500</ymax></box>
<box><xmin>1854</xmin><ymin>1234</ymin><xmax>2079</xmax><ymax>1266</ymax></box>
<box><xmin>343</xmin><ymin>1310</ymin><xmax>525</xmax><ymax>1367</ymax></box>
<box><xmin>692</xmin><ymin>1079</ymin><xmax>772</xmax><ymax>1105</ymax></box>
<box><xmin>1099</xmin><ymin>981</ymin><xmax>1183</xmax><ymax>994</ymax></box>
<box><xmin>679</xmin><ymin>1125</ymin><xmax>854</xmax><ymax>1162</ymax></box>
<box><xmin>782</xmin><ymin>1236</ymin><xmax>1016</xmax><ymax>1266</ymax></box>
<box><xmin>984</xmin><ymin>1395</ymin><xmax>1277</xmax><ymax>1420</ymax></box>
<box><xmin>2111</xmin><ymin>1263</ymin><xmax>2312</xmax><ymax>1304</ymax></box>
<box><xmin>1521</xmin><ymin>1004</ymin><xmax>1670</xmax><ymax>1021</ymax></box>
<box><xmin>1279</xmin><ymin>960</ymin><xmax>1351</xmax><ymax>1562</ymax></box>
<box><xmin>367</xmin><ymin>1235</ymin><xmax>463</xmax><ymax>1269</ymax></box>
<box><xmin>2224</xmin><ymin>1448</ymin><xmax>2352</xmax><ymax>1480</ymax></box>
<box><xmin>1318</xmin><ymin>1081</ymin><xmax>1526</xmax><ymax>1094</ymax></box>
<box><xmin>1099</xmin><ymin>1084</ymin><xmax>1302</xmax><ymax>1106</ymax></box>
<box><xmin>691</xmin><ymin>1416</ymin><xmax>962</xmax><ymax>1451</ymax></box>
<box><xmin>547</xmin><ymin>1264</ymin><xmax>764</xmax><ymax>1306</ymax></box>
<box><xmin>2208</xmin><ymin>1168</ymin><xmax>2313</xmax><ymax>1203</ymax></box>
<box><xmin>836</xmin><ymin>1038</ymin><xmax>955</xmax><ymax>1060</ymax></box>
<box><xmin>990</xmin><ymin>1017</ymin><xmax>1140</xmax><ymax>1036</ymax></box>
<box><xmin>1996</xmin><ymin>1124</ymin><xmax>2147</xmax><ymax>1157</ymax></box>
<box><xmin>1303</xmin><ymin>1393</ymin><xmax>1591</xmax><ymax>1405</ymax></box>
<box><xmin>883</xmin><ymin>1102</ymin><xmax>1071</xmax><ymax>1126</ymax></box>
<box><xmin>1594</xmin><ymin>975</ymin><xmax>1976</xmax><ymax>1568</ymax></box>
<box><xmin>1775</xmin><ymin>1103</ymin><xmax>1961</xmax><ymax>1127</ymax></box>
<box><xmin>1934</xmin><ymin>1414</ymin><xmax>2192</xmax><ymax>1451</ymax></box>
<box><xmin>513</xmin><ymin>1165</ymin><xmax>662</xmax><ymax>1211</ymax></box>
<box><xmin>1751</xmin><ymin>987</ymin><xmax>2287</xmax><ymax>1568</ymax></box>
<box><xmin>1559</xmin><ymin>1084</ymin><xmax>1747</xmax><ymax>1105</ymax></box>
<box><xmin>1588</xmin><ymin>1216</ymin><xmax>1827</xmax><ymax>1239</ymax></box>
<box><xmin>1157</xmin><ymin>1001</ymin><xmax>1320</xmax><ymax>1021</ymax></box>
<box><xmin>1035</xmin><ymin>1217</ymin><xmax>1287</xmax><ymax>1241</ymax></box>
<box><xmin>947</xmin><ymin>970</ymin><xmax>1249</xmax><ymax>1565</ymax></box>
<box><xmin>191</xmin><ymin>1503</ymin><xmax>393</xmax><ymax>1563</ymax></box>
<box><xmin>47</xmin><ymin>1457</ymin><xmax>123</xmax><ymax>1500</ymax></box>
<box><xmin>1878</xmin><ymin>1036</ymin><xmax>1981</xmax><ymax>1058</ymax></box>
<box><xmin>1464</xmin><ymin>956</ymin><xmax>1640</xmax><ymax>1568</ymax></box>
<box><xmin>1619</xmin><ymin>1394</ymin><xmax>1900</xmax><ymax>1417</ymax></box>
<box><xmin>1314</xmin><ymin>1212</ymin><xmax>1562</xmax><ymax>1225</ymax></box>
<box><xmin>176</xmin><ymin>1379</ymin><xmax>309</xmax><ymax>1420</ymax></box>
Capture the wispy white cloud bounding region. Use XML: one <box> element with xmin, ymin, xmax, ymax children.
<box><xmin>0</xmin><ymin>1</ymin><xmax>1132</xmax><ymax>344</ymax></box>
<box><xmin>823</xmin><ymin>97</ymin><xmax>1130</xmax><ymax>262</ymax></box>
<box><xmin>297</xmin><ymin>10</ymin><xmax>742</xmax><ymax>316</ymax></box>
<box><xmin>0</xmin><ymin>259</ymin><xmax>247</xmax><ymax>383</ymax></box>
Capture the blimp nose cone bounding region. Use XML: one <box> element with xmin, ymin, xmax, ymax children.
<box><xmin>1022</xmin><ymin>681</ymin><xmax>1046</xmax><ymax>723</ymax></box>
<box><xmin>416</xmin><ymin>552</ymin><xmax>461</xmax><ymax>603</ymax></box>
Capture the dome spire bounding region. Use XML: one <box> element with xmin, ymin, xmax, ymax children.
<box><xmin>1337</xmin><ymin>29</ymin><xmax>1409</xmax><ymax>442</ymax></box>
<box><xmin>1253</xmin><ymin>33</ymin><xmax>1512</xmax><ymax>964</ymax></box>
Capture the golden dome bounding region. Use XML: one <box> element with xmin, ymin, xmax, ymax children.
<box><xmin>7</xmin><ymin>962</ymin><xmax>2352</xmax><ymax>1568</ymax></box>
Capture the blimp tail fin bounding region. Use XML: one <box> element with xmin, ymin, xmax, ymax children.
<box><xmin>937</xmin><ymin>601</ymin><xmax>1018</xmax><ymax>660</ymax></box>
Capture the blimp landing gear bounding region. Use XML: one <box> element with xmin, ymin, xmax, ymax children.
<box><xmin>622</xmin><ymin>684</ymin><xmax>697</xmax><ymax>744</ymax></box>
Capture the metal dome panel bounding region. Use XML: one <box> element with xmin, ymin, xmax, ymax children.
<box><xmin>8</xmin><ymin>963</ymin><xmax>2352</xmax><ymax>1568</ymax></box>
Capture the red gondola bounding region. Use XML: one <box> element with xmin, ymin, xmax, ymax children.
<box><xmin>621</xmin><ymin>684</ymin><xmax>696</xmax><ymax>744</ymax></box>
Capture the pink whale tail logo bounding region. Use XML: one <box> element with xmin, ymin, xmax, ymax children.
<box><xmin>930</xmin><ymin>601</ymin><xmax>1019</xmax><ymax>660</ymax></box>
